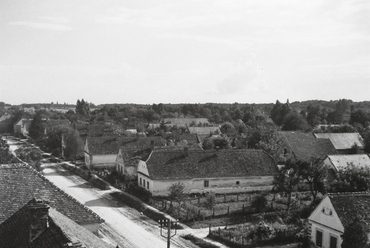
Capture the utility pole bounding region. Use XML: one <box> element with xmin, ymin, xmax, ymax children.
<box><xmin>159</xmin><ymin>219</ymin><xmax>178</xmax><ymax>248</ymax></box>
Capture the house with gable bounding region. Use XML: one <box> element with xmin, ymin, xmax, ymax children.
<box><xmin>115</xmin><ymin>136</ymin><xmax>166</xmax><ymax>177</ymax></box>
<box><xmin>314</xmin><ymin>133</ymin><xmax>364</xmax><ymax>154</ymax></box>
<box><xmin>274</xmin><ymin>131</ymin><xmax>337</xmax><ymax>164</ymax></box>
<box><xmin>0</xmin><ymin>163</ymin><xmax>104</xmax><ymax>234</ymax></box>
<box><xmin>13</xmin><ymin>119</ymin><xmax>32</xmax><ymax>136</ymax></box>
<box><xmin>308</xmin><ymin>192</ymin><xmax>370</xmax><ymax>248</ymax></box>
<box><xmin>84</xmin><ymin>136</ymin><xmax>121</xmax><ymax>170</ymax></box>
<box><xmin>0</xmin><ymin>198</ymin><xmax>112</xmax><ymax>248</ymax></box>
<box><xmin>323</xmin><ymin>154</ymin><xmax>370</xmax><ymax>181</ymax></box>
<box><xmin>137</xmin><ymin>148</ymin><xmax>278</xmax><ymax>196</ymax></box>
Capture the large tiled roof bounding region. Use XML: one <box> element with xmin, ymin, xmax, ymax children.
<box><xmin>187</xmin><ymin>126</ymin><xmax>221</xmax><ymax>135</ymax></box>
<box><xmin>0</xmin><ymin>164</ymin><xmax>103</xmax><ymax>225</ymax></box>
<box><xmin>86</xmin><ymin>136</ymin><xmax>121</xmax><ymax>155</ymax></box>
<box><xmin>145</xmin><ymin>149</ymin><xmax>278</xmax><ymax>180</ymax></box>
<box><xmin>278</xmin><ymin>131</ymin><xmax>337</xmax><ymax>161</ymax></box>
<box><xmin>87</xmin><ymin>136</ymin><xmax>166</xmax><ymax>155</ymax></box>
<box><xmin>314</xmin><ymin>133</ymin><xmax>364</xmax><ymax>150</ymax></box>
<box><xmin>0</xmin><ymin>199</ymin><xmax>112</xmax><ymax>248</ymax></box>
<box><xmin>327</xmin><ymin>154</ymin><xmax>370</xmax><ymax>171</ymax></box>
<box><xmin>329</xmin><ymin>192</ymin><xmax>370</xmax><ymax>231</ymax></box>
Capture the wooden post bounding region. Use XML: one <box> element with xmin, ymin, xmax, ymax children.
<box><xmin>227</xmin><ymin>206</ymin><xmax>230</xmax><ymax>215</ymax></box>
<box><xmin>209</xmin><ymin>224</ymin><xmax>211</xmax><ymax>234</ymax></box>
<box><xmin>213</xmin><ymin>207</ymin><xmax>215</xmax><ymax>217</ymax></box>
<box><xmin>218</xmin><ymin>227</ymin><xmax>221</xmax><ymax>237</ymax></box>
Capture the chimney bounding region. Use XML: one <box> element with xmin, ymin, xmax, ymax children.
<box><xmin>28</xmin><ymin>198</ymin><xmax>50</xmax><ymax>242</ymax></box>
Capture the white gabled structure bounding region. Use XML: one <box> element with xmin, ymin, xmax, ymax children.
<box><xmin>308</xmin><ymin>196</ymin><xmax>343</xmax><ymax>248</ymax></box>
<box><xmin>308</xmin><ymin>193</ymin><xmax>370</xmax><ymax>248</ymax></box>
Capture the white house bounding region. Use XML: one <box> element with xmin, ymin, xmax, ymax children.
<box><xmin>115</xmin><ymin>137</ymin><xmax>166</xmax><ymax>177</ymax></box>
<box><xmin>84</xmin><ymin>136</ymin><xmax>121</xmax><ymax>170</ymax></box>
<box><xmin>137</xmin><ymin>148</ymin><xmax>278</xmax><ymax>196</ymax></box>
<box><xmin>308</xmin><ymin>192</ymin><xmax>370</xmax><ymax>248</ymax></box>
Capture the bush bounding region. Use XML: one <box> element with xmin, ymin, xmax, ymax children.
<box><xmin>299</xmin><ymin>206</ymin><xmax>313</xmax><ymax>219</ymax></box>
<box><xmin>251</xmin><ymin>195</ymin><xmax>267</xmax><ymax>213</ymax></box>
<box><xmin>182</xmin><ymin>234</ymin><xmax>219</xmax><ymax>248</ymax></box>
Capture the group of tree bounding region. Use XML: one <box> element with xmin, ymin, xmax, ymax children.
<box><xmin>273</xmin><ymin>158</ymin><xmax>327</xmax><ymax>211</ymax></box>
<box><xmin>328</xmin><ymin>164</ymin><xmax>370</xmax><ymax>193</ymax></box>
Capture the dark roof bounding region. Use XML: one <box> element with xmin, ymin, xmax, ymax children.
<box><xmin>0</xmin><ymin>164</ymin><xmax>103</xmax><ymax>225</ymax></box>
<box><xmin>0</xmin><ymin>199</ymin><xmax>111</xmax><ymax>248</ymax></box>
<box><xmin>277</xmin><ymin>131</ymin><xmax>337</xmax><ymax>161</ymax></box>
<box><xmin>178</xmin><ymin>133</ymin><xmax>199</xmax><ymax>145</ymax></box>
<box><xmin>86</xmin><ymin>136</ymin><xmax>121</xmax><ymax>155</ymax></box>
<box><xmin>87</xmin><ymin>136</ymin><xmax>166</xmax><ymax>155</ymax></box>
<box><xmin>329</xmin><ymin>192</ymin><xmax>370</xmax><ymax>231</ymax></box>
<box><xmin>145</xmin><ymin>149</ymin><xmax>278</xmax><ymax>180</ymax></box>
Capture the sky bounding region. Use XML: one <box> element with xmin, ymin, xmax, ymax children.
<box><xmin>1</xmin><ymin>0</ymin><xmax>369</xmax><ymax>105</ymax></box>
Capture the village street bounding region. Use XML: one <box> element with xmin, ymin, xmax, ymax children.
<box><xmin>6</xmin><ymin>137</ymin><xmax>228</xmax><ymax>248</ymax></box>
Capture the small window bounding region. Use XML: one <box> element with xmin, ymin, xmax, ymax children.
<box><xmin>143</xmin><ymin>179</ymin><xmax>146</xmax><ymax>187</ymax></box>
<box><xmin>330</xmin><ymin>236</ymin><xmax>337</xmax><ymax>248</ymax></box>
<box><xmin>204</xmin><ymin>180</ymin><xmax>209</xmax><ymax>187</ymax></box>
<box><xmin>236</xmin><ymin>181</ymin><xmax>240</xmax><ymax>185</ymax></box>
<box><xmin>316</xmin><ymin>230</ymin><xmax>323</xmax><ymax>247</ymax></box>
<box><xmin>283</xmin><ymin>148</ymin><xmax>288</xmax><ymax>155</ymax></box>
<box><xmin>147</xmin><ymin>181</ymin><xmax>149</xmax><ymax>189</ymax></box>
<box><xmin>140</xmin><ymin>178</ymin><xmax>142</xmax><ymax>186</ymax></box>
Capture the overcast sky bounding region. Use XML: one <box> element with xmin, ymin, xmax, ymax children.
<box><xmin>1</xmin><ymin>0</ymin><xmax>369</xmax><ymax>105</ymax></box>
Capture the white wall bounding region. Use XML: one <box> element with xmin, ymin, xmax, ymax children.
<box><xmin>144</xmin><ymin>176</ymin><xmax>274</xmax><ymax>196</ymax></box>
<box><xmin>310</xmin><ymin>222</ymin><xmax>342</xmax><ymax>248</ymax></box>
<box><xmin>91</xmin><ymin>154</ymin><xmax>117</xmax><ymax>165</ymax></box>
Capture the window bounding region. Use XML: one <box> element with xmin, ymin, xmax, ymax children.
<box><xmin>140</xmin><ymin>178</ymin><xmax>142</xmax><ymax>186</ymax></box>
<box><xmin>316</xmin><ymin>230</ymin><xmax>323</xmax><ymax>247</ymax></box>
<box><xmin>143</xmin><ymin>179</ymin><xmax>146</xmax><ymax>187</ymax></box>
<box><xmin>147</xmin><ymin>181</ymin><xmax>149</xmax><ymax>189</ymax></box>
<box><xmin>330</xmin><ymin>236</ymin><xmax>337</xmax><ymax>248</ymax></box>
<box><xmin>204</xmin><ymin>180</ymin><xmax>209</xmax><ymax>187</ymax></box>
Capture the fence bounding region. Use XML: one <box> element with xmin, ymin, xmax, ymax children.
<box><xmin>208</xmin><ymin>223</ymin><xmax>301</xmax><ymax>247</ymax></box>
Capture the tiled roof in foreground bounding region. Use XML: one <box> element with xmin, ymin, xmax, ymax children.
<box><xmin>0</xmin><ymin>163</ymin><xmax>103</xmax><ymax>225</ymax></box>
<box><xmin>329</xmin><ymin>192</ymin><xmax>370</xmax><ymax>231</ymax></box>
<box><xmin>0</xmin><ymin>199</ymin><xmax>112</xmax><ymax>248</ymax></box>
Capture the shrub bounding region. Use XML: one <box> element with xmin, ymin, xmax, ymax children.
<box><xmin>182</xmin><ymin>234</ymin><xmax>219</xmax><ymax>248</ymax></box>
<box><xmin>251</xmin><ymin>195</ymin><xmax>267</xmax><ymax>213</ymax></box>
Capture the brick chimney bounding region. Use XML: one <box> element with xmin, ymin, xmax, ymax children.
<box><xmin>28</xmin><ymin>198</ymin><xmax>50</xmax><ymax>242</ymax></box>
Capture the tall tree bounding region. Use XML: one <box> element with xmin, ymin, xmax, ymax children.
<box><xmin>298</xmin><ymin>158</ymin><xmax>327</xmax><ymax>201</ymax></box>
<box><xmin>270</xmin><ymin>100</ymin><xmax>291</xmax><ymax>126</ymax></box>
<box><xmin>64</xmin><ymin>129</ymin><xmax>83</xmax><ymax>160</ymax></box>
<box><xmin>272</xmin><ymin>160</ymin><xmax>300</xmax><ymax>211</ymax></box>
<box><xmin>281</xmin><ymin>112</ymin><xmax>309</xmax><ymax>131</ymax></box>
<box><xmin>28</xmin><ymin>111</ymin><xmax>45</xmax><ymax>142</ymax></box>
